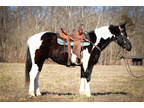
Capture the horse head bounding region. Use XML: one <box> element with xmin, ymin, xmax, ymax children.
<box><xmin>109</xmin><ymin>23</ymin><xmax>132</xmax><ymax>51</ymax></box>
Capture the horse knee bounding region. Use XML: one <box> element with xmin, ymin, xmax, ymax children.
<box><xmin>85</xmin><ymin>73</ymin><xmax>91</xmax><ymax>82</ymax></box>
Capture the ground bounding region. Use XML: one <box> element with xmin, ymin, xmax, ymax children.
<box><xmin>0</xmin><ymin>63</ymin><xmax>144</xmax><ymax>102</ymax></box>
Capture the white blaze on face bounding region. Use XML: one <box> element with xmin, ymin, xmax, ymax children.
<box><xmin>81</xmin><ymin>48</ymin><xmax>90</xmax><ymax>71</ymax></box>
<box><xmin>93</xmin><ymin>26</ymin><xmax>113</xmax><ymax>49</ymax></box>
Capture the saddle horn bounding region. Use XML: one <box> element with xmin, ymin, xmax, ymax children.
<box><xmin>61</xmin><ymin>28</ymin><xmax>68</xmax><ymax>35</ymax></box>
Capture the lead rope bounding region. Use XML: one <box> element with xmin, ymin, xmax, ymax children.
<box><xmin>122</xmin><ymin>50</ymin><xmax>144</xmax><ymax>78</ymax></box>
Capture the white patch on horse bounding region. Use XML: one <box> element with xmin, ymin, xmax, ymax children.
<box><xmin>79</xmin><ymin>78</ymin><xmax>86</xmax><ymax>95</ymax></box>
<box><xmin>71</xmin><ymin>51</ymin><xmax>77</xmax><ymax>64</ymax></box>
<box><xmin>85</xmin><ymin>81</ymin><xmax>91</xmax><ymax>97</ymax></box>
<box><xmin>93</xmin><ymin>26</ymin><xmax>113</xmax><ymax>49</ymax></box>
<box><xmin>35</xmin><ymin>72</ymin><xmax>41</xmax><ymax>96</ymax></box>
<box><xmin>27</xmin><ymin>32</ymin><xmax>47</xmax><ymax>64</ymax></box>
<box><xmin>29</xmin><ymin>64</ymin><xmax>39</xmax><ymax>97</ymax></box>
<box><xmin>27</xmin><ymin>32</ymin><xmax>47</xmax><ymax>97</ymax></box>
<box><xmin>81</xmin><ymin>48</ymin><xmax>90</xmax><ymax>71</ymax></box>
<box><xmin>79</xmin><ymin>78</ymin><xmax>91</xmax><ymax>97</ymax></box>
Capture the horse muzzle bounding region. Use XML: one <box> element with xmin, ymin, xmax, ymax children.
<box><xmin>124</xmin><ymin>39</ymin><xmax>132</xmax><ymax>51</ymax></box>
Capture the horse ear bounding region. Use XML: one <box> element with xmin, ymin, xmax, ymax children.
<box><xmin>109</xmin><ymin>24</ymin><xmax>114</xmax><ymax>30</ymax></box>
<box><xmin>109</xmin><ymin>25</ymin><xmax>116</xmax><ymax>35</ymax></box>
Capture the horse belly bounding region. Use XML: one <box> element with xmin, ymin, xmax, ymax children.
<box><xmin>50</xmin><ymin>50</ymin><xmax>68</xmax><ymax>65</ymax></box>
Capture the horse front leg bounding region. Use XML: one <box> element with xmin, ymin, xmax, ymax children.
<box><xmin>85</xmin><ymin>80</ymin><xmax>91</xmax><ymax>97</ymax></box>
<box><xmin>85</xmin><ymin>67</ymin><xmax>93</xmax><ymax>97</ymax></box>
<box><xmin>79</xmin><ymin>46</ymin><xmax>101</xmax><ymax>97</ymax></box>
<box><xmin>79</xmin><ymin>48</ymin><xmax>92</xmax><ymax>97</ymax></box>
<box><xmin>79</xmin><ymin>48</ymin><xmax>97</xmax><ymax>97</ymax></box>
<box><xmin>79</xmin><ymin>66</ymin><xmax>86</xmax><ymax>95</ymax></box>
<box><xmin>79</xmin><ymin>65</ymin><xmax>92</xmax><ymax>97</ymax></box>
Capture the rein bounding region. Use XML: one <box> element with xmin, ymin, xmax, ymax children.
<box><xmin>122</xmin><ymin>51</ymin><xmax>144</xmax><ymax>78</ymax></box>
<box><xmin>119</xmin><ymin>26</ymin><xmax>144</xmax><ymax>78</ymax></box>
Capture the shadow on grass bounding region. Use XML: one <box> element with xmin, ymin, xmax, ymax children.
<box><xmin>41</xmin><ymin>91</ymin><xmax>76</xmax><ymax>96</ymax></box>
<box><xmin>91</xmin><ymin>92</ymin><xmax>128</xmax><ymax>96</ymax></box>
<box><xmin>41</xmin><ymin>91</ymin><xmax>128</xmax><ymax>96</ymax></box>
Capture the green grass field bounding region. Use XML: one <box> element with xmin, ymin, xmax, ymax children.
<box><xmin>0</xmin><ymin>63</ymin><xmax>144</xmax><ymax>102</ymax></box>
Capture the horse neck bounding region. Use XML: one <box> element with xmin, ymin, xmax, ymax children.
<box><xmin>88</xmin><ymin>31</ymin><xmax>114</xmax><ymax>51</ymax></box>
<box><xmin>97</xmin><ymin>37</ymin><xmax>114</xmax><ymax>51</ymax></box>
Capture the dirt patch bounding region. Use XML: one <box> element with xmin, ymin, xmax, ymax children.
<box><xmin>0</xmin><ymin>63</ymin><xmax>144</xmax><ymax>102</ymax></box>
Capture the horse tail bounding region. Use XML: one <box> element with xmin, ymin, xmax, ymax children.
<box><xmin>25</xmin><ymin>46</ymin><xmax>32</xmax><ymax>87</ymax></box>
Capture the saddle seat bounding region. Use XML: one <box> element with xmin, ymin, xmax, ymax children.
<box><xmin>57</xmin><ymin>25</ymin><xmax>90</xmax><ymax>66</ymax></box>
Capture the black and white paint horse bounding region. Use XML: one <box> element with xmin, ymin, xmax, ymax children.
<box><xmin>25</xmin><ymin>24</ymin><xmax>132</xmax><ymax>97</ymax></box>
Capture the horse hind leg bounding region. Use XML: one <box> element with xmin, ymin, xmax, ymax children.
<box><xmin>33</xmin><ymin>50</ymin><xmax>46</xmax><ymax>97</ymax></box>
<box><xmin>29</xmin><ymin>58</ymin><xmax>45</xmax><ymax>97</ymax></box>
<box><xmin>25</xmin><ymin>46</ymin><xmax>39</xmax><ymax>97</ymax></box>
<box><xmin>35</xmin><ymin>70</ymin><xmax>41</xmax><ymax>96</ymax></box>
<box><xmin>29</xmin><ymin>64</ymin><xmax>39</xmax><ymax>97</ymax></box>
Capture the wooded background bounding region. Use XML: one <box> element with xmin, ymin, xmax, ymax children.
<box><xmin>0</xmin><ymin>6</ymin><xmax>144</xmax><ymax>64</ymax></box>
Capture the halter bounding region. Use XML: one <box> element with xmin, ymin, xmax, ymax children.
<box><xmin>117</xmin><ymin>26</ymin><xmax>129</xmax><ymax>50</ymax></box>
<box><xmin>119</xmin><ymin>26</ymin><xmax>125</xmax><ymax>38</ymax></box>
<box><xmin>119</xmin><ymin>26</ymin><xmax>126</xmax><ymax>43</ymax></box>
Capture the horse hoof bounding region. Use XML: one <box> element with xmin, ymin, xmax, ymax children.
<box><xmin>36</xmin><ymin>92</ymin><xmax>42</xmax><ymax>96</ymax></box>
<box><xmin>85</xmin><ymin>92</ymin><xmax>91</xmax><ymax>97</ymax></box>
<box><xmin>29</xmin><ymin>95</ymin><xmax>35</xmax><ymax>98</ymax></box>
<box><xmin>29</xmin><ymin>93</ymin><xmax>35</xmax><ymax>98</ymax></box>
<box><xmin>79</xmin><ymin>91</ymin><xmax>91</xmax><ymax>97</ymax></box>
<box><xmin>79</xmin><ymin>90</ymin><xmax>86</xmax><ymax>96</ymax></box>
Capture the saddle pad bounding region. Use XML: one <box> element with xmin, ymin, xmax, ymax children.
<box><xmin>57</xmin><ymin>38</ymin><xmax>90</xmax><ymax>46</ymax></box>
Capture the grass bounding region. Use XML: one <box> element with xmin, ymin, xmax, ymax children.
<box><xmin>0</xmin><ymin>63</ymin><xmax>144</xmax><ymax>102</ymax></box>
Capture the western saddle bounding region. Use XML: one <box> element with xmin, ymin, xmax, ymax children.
<box><xmin>59</xmin><ymin>25</ymin><xmax>88</xmax><ymax>66</ymax></box>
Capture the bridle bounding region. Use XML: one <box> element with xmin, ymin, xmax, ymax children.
<box><xmin>119</xmin><ymin>26</ymin><xmax>127</xmax><ymax>43</ymax></box>
<box><xmin>116</xmin><ymin>26</ymin><xmax>129</xmax><ymax>50</ymax></box>
<box><xmin>119</xmin><ymin>26</ymin><xmax>125</xmax><ymax>40</ymax></box>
